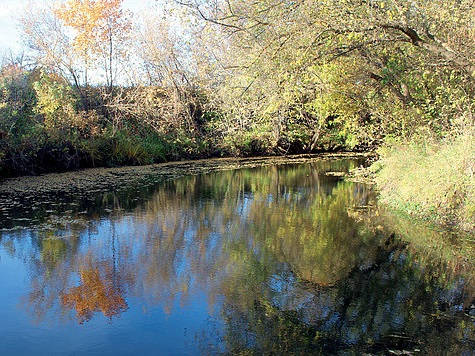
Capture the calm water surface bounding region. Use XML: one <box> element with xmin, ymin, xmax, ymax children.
<box><xmin>0</xmin><ymin>159</ymin><xmax>473</xmax><ymax>355</ymax></box>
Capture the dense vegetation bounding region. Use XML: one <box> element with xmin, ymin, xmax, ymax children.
<box><xmin>0</xmin><ymin>0</ymin><xmax>473</xmax><ymax>229</ymax></box>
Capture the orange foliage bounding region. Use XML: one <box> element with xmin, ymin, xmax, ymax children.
<box><xmin>61</xmin><ymin>260</ymin><xmax>128</xmax><ymax>323</ymax></box>
<box><xmin>54</xmin><ymin>0</ymin><xmax>131</xmax><ymax>59</ymax></box>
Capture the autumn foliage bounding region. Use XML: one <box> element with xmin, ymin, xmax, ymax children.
<box><xmin>0</xmin><ymin>0</ymin><xmax>473</xmax><ymax>231</ymax></box>
<box><xmin>54</xmin><ymin>0</ymin><xmax>131</xmax><ymax>89</ymax></box>
<box><xmin>61</xmin><ymin>260</ymin><xmax>128</xmax><ymax>323</ymax></box>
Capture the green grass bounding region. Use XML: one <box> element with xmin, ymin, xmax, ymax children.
<box><xmin>372</xmin><ymin>128</ymin><xmax>475</xmax><ymax>232</ymax></box>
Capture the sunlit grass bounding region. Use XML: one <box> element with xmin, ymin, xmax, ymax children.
<box><xmin>372</xmin><ymin>128</ymin><xmax>474</xmax><ymax>232</ymax></box>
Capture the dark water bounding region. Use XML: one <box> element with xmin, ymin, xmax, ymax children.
<box><xmin>0</xmin><ymin>159</ymin><xmax>473</xmax><ymax>355</ymax></box>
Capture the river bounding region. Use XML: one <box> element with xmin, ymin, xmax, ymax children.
<box><xmin>0</xmin><ymin>158</ymin><xmax>473</xmax><ymax>354</ymax></box>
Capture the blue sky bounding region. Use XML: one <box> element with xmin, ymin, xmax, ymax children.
<box><xmin>0</xmin><ymin>0</ymin><xmax>153</xmax><ymax>54</ymax></box>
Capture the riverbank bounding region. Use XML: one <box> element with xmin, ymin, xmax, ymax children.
<box><xmin>372</xmin><ymin>131</ymin><xmax>474</xmax><ymax>234</ymax></box>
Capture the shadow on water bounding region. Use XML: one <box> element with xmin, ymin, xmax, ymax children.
<box><xmin>0</xmin><ymin>158</ymin><xmax>473</xmax><ymax>354</ymax></box>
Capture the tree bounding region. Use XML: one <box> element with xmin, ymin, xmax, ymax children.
<box><xmin>54</xmin><ymin>0</ymin><xmax>132</xmax><ymax>90</ymax></box>
<box><xmin>178</xmin><ymin>0</ymin><xmax>475</xmax><ymax>147</ymax></box>
<box><xmin>20</xmin><ymin>3</ymin><xmax>85</xmax><ymax>97</ymax></box>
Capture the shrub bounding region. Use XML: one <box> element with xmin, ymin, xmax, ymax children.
<box><xmin>33</xmin><ymin>73</ymin><xmax>79</xmax><ymax>132</ymax></box>
<box><xmin>222</xmin><ymin>128</ymin><xmax>276</xmax><ymax>156</ymax></box>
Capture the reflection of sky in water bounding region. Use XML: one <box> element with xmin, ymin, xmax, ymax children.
<box><xmin>0</xmin><ymin>220</ymin><xmax>223</xmax><ymax>355</ymax></box>
<box><xmin>0</xmin><ymin>160</ymin><xmax>473</xmax><ymax>354</ymax></box>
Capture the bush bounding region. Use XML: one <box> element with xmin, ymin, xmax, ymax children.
<box><xmin>372</xmin><ymin>128</ymin><xmax>475</xmax><ymax>232</ymax></box>
<box><xmin>222</xmin><ymin>129</ymin><xmax>276</xmax><ymax>156</ymax></box>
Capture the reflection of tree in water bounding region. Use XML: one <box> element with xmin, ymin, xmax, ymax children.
<box><xmin>213</xmin><ymin>243</ymin><xmax>474</xmax><ymax>354</ymax></box>
<box><xmin>61</xmin><ymin>255</ymin><xmax>128</xmax><ymax>323</ymax></box>
<box><xmin>1</xmin><ymin>160</ymin><xmax>473</xmax><ymax>352</ymax></box>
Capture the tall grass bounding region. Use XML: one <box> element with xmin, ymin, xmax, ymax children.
<box><xmin>372</xmin><ymin>128</ymin><xmax>474</xmax><ymax>232</ymax></box>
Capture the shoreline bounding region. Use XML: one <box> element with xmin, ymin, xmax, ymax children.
<box><xmin>0</xmin><ymin>153</ymin><xmax>370</xmax><ymax>218</ymax></box>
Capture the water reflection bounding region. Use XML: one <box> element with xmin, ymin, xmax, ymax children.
<box><xmin>0</xmin><ymin>159</ymin><xmax>473</xmax><ymax>354</ymax></box>
<box><xmin>61</xmin><ymin>256</ymin><xmax>129</xmax><ymax>323</ymax></box>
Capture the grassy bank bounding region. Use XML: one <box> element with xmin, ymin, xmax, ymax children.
<box><xmin>371</xmin><ymin>129</ymin><xmax>474</xmax><ymax>232</ymax></box>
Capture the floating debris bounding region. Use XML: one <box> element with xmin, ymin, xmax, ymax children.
<box><xmin>325</xmin><ymin>171</ymin><xmax>347</xmax><ymax>177</ymax></box>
